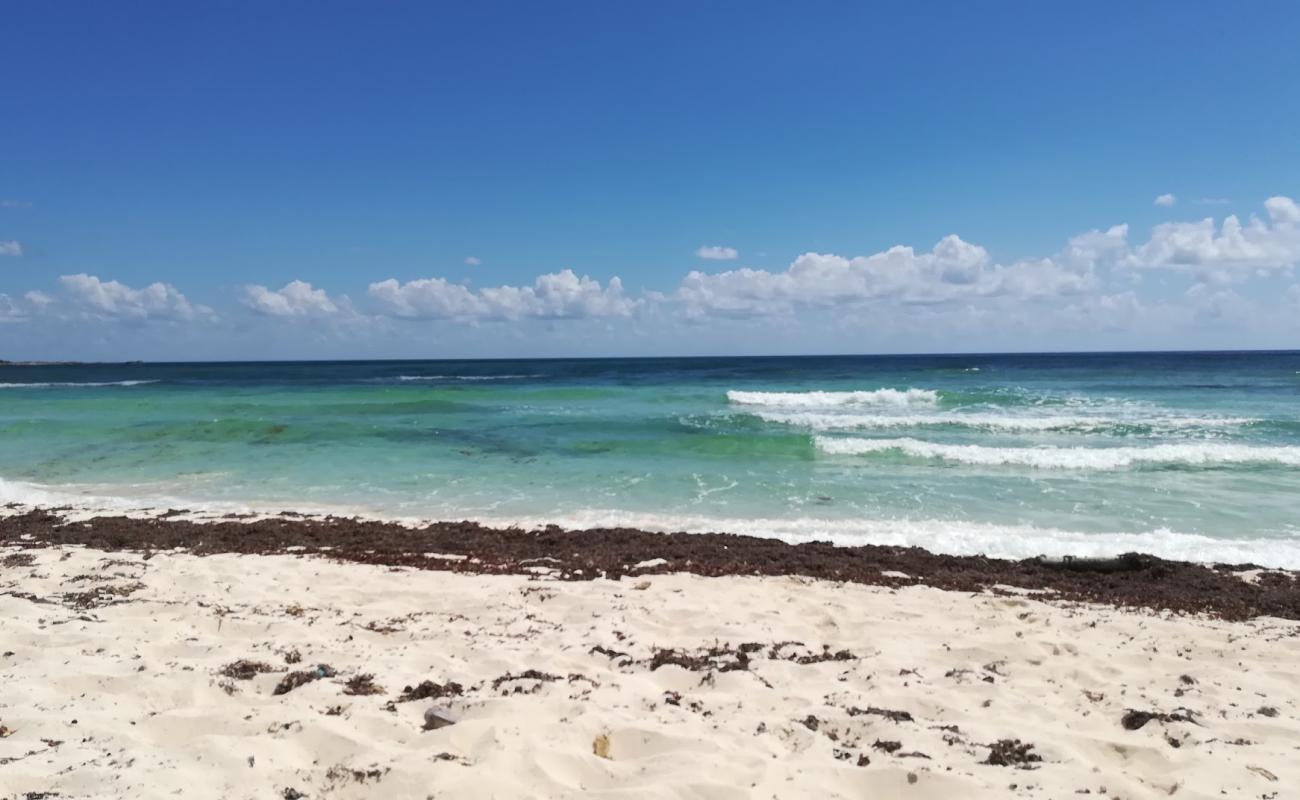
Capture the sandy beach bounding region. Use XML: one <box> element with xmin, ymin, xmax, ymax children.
<box><xmin>2</xmin><ymin>513</ymin><xmax>1298</xmax><ymax>799</ymax></box>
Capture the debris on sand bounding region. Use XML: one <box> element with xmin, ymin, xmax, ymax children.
<box><xmin>6</xmin><ymin>509</ymin><xmax>1300</xmax><ymax>621</ymax></box>
<box><xmin>423</xmin><ymin>708</ymin><xmax>457</xmax><ymax>730</ymax></box>
<box><xmin>324</xmin><ymin>765</ymin><xmax>388</xmax><ymax>785</ymax></box>
<box><xmin>846</xmin><ymin>706</ymin><xmax>914</xmax><ymax>723</ymax></box>
<box><xmin>1</xmin><ymin>552</ymin><xmax>36</xmax><ymax>568</ymax></box>
<box><xmin>491</xmin><ymin>670</ymin><xmax>560</xmax><ymax>695</ymax></box>
<box><xmin>984</xmin><ymin>739</ymin><xmax>1042</xmax><ymax>767</ymax></box>
<box><xmin>1121</xmin><ymin>709</ymin><xmax>1197</xmax><ymax>731</ymax></box>
<box><xmin>1247</xmin><ymin>765</ymin><xmax>1279</xmax><ymax>782</ymax></box>
<box><xmin>593</xmin><ymin>733</ymin><xmax>611</xmax><ymax>759</ymax></box>
<box><xmin>645</xmin><ymin>641</ymin><xmax>857</xmax><ymax>675</ymax></box>
<box><xmin>273</xmin><ymin>664</ymin><xmax>337</xmax><ymax>696</ymax></box>
<box><xmin>61</xmin><ymin>581</ymin><xmax>145</xmax><ymax>609</ymax></box>
<box><xmin>780</xmin><ymin>644</ymin><xmax>856</xmax><ymax>664</ymax></box>
<box><xmin>649</xmin><ymin>645</ymin><xmax>752</xmax><ymax>673</ymax></box>
<box><xmin>220</xmin><ymin>659</ymin><xmax>279</xmax><ymax>680</ymax></box>
<box><xmin>399</xmin><ymin>680</ymin><xmax>464</xmax><ymax>703</ymax></box>
<box><xmin>590</xmin><ymin>645</ymin><xmax>632</xmax><ymax>667</ymax></box>
<box><xmin>341</xmin><ymin>673</ymin><xmax>384</xmax><ymax>696</ymax></box>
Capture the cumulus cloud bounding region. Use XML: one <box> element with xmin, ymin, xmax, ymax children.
<box><xmin>464</xmin><ymin>256</ymin><xmax>481</xmax><ymax>266</ymax></box>
<box><xmin>0</xmin><ymin>240</ymin><xmax>22</xmax><ymax>256</ymax></box>
<box><xmin>57</xmin><ymin>274</ymin><xmax>211</xmax><ymax>321</ymax></box>
<box><xmin>695</xmin><ymin>245</ymin><xmax>738</xmax><ymax>261</ymax></box>
<box><xmin>1127</xmin><ymin>196</ymin><xmax>1300</xmax><ymax>274</ymax></box>
<box><xmin>676</xmin><ymin>232</ymin><xmax>1100</xmax><ymax>318</ymax></box>
<box><xmin>11</xmin><ymin>195</ymin><xmax>1298</xmax><ymax>348</ymax></box>
<box><xmin>1265</xmin><ymin>195</ymin><xmax>1300</xmax><ymax>224</ymax></box>
<box><xmin>242</xmin><ymin>280</ymin><xmax>340</xmax><ymax>317</ymax></box>
<box><xmin>673</xmin><ymin>196</ymin><xmax>1300</xmax><ymax>319</ymax></box>
<box><xmin>1154</xmin><ymin>193</ymin><xmax>1177</xmax><ymax>207</ymax></box>
<box><xmin>369</xmin><ymin>269</ymin><xmax>636</xmax><ymax>321</ymax></box>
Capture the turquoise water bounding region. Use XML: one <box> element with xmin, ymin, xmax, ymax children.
<box><xmin>2</xmin><ymin>353</ymin><xmax>1299</xmax><ymax>566</ymax></box>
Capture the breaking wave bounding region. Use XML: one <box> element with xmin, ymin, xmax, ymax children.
<box><xmin>0</xmin><ymin>380</ymin><xmax>158</xmax><ymax>389</ymax></box>
<box><xmin>753</xmin><ymin>410</ymin><xmax>1259</xmax><ymax>433</ymax></box>
<box><xmin>814</xmin><ymin>437</ymin><xmax>1300</xmax><ymax>469</ymax></box>
<box><xmin>396</xmin><ymin>374</ymin><xmax>542</xmax><ymax>382</ymax></box>
<box><xmin>727</xmin><ymin>388</ymin><xmax>940</xmax><ymax>409</ymax></box>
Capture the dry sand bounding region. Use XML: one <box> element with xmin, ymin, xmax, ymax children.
<box><xmin>2</xmin><ymin>544</ymin><xmax>1298</xmax><ymax>799</ymax></box>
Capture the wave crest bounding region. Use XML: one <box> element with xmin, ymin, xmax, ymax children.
<box><xmin>0</xmin><ymin>380</ymin><xmax>158</xmax><ymax>389</ymax></box>
<box><xmin>727</xmin><ymin>388</ymin><xmax>939</xmax><ymax>409</ymax></box>
<box><xmin>754</xmin><ymin>410</ymin><xmax>1258</xmax><ymax>433</ymax></box>
<box><xmin>815</xmin><ymin>437</ymin><xmax>1300</xmax><ymax>469</ymax></box>
<box><xmin>396</xmin><ymin>374</ymin><xmax>541</xmax><ymax>382</ymax></box>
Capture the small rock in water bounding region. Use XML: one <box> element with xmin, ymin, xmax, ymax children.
<box><xmin>423</xmin><ymin>707</ymin><xmax>457</xmax><ymax>730</ymax></box>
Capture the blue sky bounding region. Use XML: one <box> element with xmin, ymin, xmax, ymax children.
<box><xmin>3</xmin><ymin>1</ymin><xmax>1299</xmax><ymax>359</ymax></box>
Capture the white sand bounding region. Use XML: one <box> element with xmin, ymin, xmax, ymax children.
<box><xmin>1</xmin><ymin>545</ymin><xmax>1297</xmax><ymax>799</ymax></box>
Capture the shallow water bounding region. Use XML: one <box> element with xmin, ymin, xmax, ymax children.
<box><xmin>2</xmin><ymin>352</ymin><xmax>1299</xmax><ymax>565</ymax></box>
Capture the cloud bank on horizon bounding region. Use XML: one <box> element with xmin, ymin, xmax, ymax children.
<box><xmin>3</xmin><ymin>196</ymin><xmax>1300</xmax><ymax>358</ymax></box>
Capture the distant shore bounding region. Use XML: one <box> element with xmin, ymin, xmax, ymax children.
<box><xmin>0</xmin><ymin>359</ymin><xmax>144</xmax><ymax>366</ymax></box>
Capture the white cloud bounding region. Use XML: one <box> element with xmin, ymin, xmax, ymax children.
<box><xmin>369</xmin><ymin>269</ymin><xmax>636</xmax><ymax>321</ymax></box>
<box><xmin>676</xmin><ymin>231</ymin><xmax>1100</xmax><ymax>318</ymax></box>
<box><xmin>1128</xmin><ymin>196</ymin><xmax>1300</xmax><ymax>274</ymax></box>
<box><xmin>464</xmin><ymin>256</ymin><xmax>481</xmax><ymax>266</ymax></box>
<box><xmin>0</xmin><ymin>294</ymin><xmax>26</xmax><ymax>323</ymax></box>
<box><xmin>0</xmin><ymin>240</ymin><xmax>22</xmax><ymax>256</ymax></box>
<box><xmin>674</xmin><ymin>198</ymin><xmax>1300</xmax><ymax>319</ymax></box>
<box><xmin>57</xmin><ymin>274</ymin><xmax>211</xmax><ymax>321</ymax></box>
<box><xmin>24</xmin><ymin>290</ymin><xmax>54</xmax><ymax>309</ymax></box>
<box><xmin>242</xmin><ymin>280</ymin><xmax>340</xmax><ymax>317</ymax></box>
<box><xmin>1154</xmin><ymin>193</ymin><xmax>1177</xmax><ymax>207</ymax></box>
<box><xmin>695</xmin><ymin>245</ymin><xmax>739</xmax><ymax>261</ymax></box>
<box><xmin>0</xmin><ymin>200</ymin><xmax>30</xmax><ymax>209</ymax></box>
<box><xmin>1264</xmin><ymin>195</ymin><xmax>1300</xmax><ymax>225</ymax></box>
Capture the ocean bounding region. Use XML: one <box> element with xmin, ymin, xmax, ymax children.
<box><xmin>2</xmin><ymin>351</ymin><xmax>1299</xmax><ymax>567</ymax></box>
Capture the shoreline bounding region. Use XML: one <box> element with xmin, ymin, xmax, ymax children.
<box><xmin>6</xmin><ymin>472</ymin><xmax>1300</xmax><ymax>570</ymax></box>
<box><xmin>3</xmin><ymin>505</ymin><xmax>1298</xmax><ymax>621</ymax></box>
<box><xmin>2</xmin><ymin>534</ymin><xmax>1297</xmax><ymax>798</ymax></box>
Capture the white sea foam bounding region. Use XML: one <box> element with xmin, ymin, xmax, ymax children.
<box><xmin>0</xmin><ymin>380</ymin><xmax>158</xmax><ymax>389</ymax></box>
<box><xmin>396</xmin><ymin>374</ymin><xmax>541</xmax><ymax>382</ymax></box>
<box><xmin>727</xmin><ymin>388</ymin><xmax>939</xmax><ymax>409</ymax></box>
<box><xmin>815</xmin><ymin>436</ymin><xmax>1300</xmax><ymax>469</ymax></box>
<box><xmin>490</xmin><ymin>509</ymin><xmax>1300</xmax><ymax>569</ymax></box>
<box><xmin>754</xmin><ymin>410</ymin><xmax>1258</xmax><ymax>432</ymax></box>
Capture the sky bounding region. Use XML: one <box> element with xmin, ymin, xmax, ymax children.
<box><xmin>2</xmin><ymin>1</ymin><xmax>1300</xmax><ymax>360</ymax></box>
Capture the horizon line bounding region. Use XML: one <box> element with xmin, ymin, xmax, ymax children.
<box><xmin>4</xmin><ymin>347</ymin><xmax>1299</xmax><ymax>366</ymax></box>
